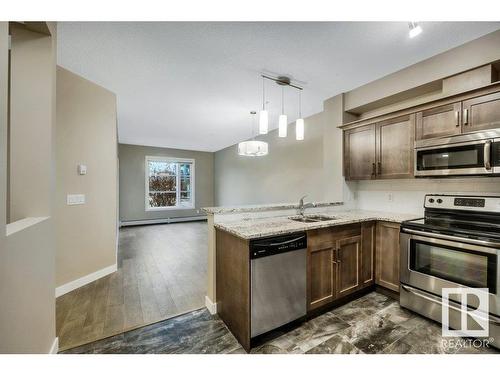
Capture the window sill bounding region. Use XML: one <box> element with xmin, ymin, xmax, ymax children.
<box><xmin>146</xmin><ymin>206</ymin><xmax>195</xmax><ymax>212</ymax></box>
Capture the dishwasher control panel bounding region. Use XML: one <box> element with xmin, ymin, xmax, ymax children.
<box><xmin>249</xmin><ymin>232</ymin><xmax>307</xmax><ymax>259</ymax></box>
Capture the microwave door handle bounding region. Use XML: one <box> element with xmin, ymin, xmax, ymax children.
<box><xmin>484</xmin><ymin>140</ymin><xmax>492</xmax><ymax>170</ymax></box>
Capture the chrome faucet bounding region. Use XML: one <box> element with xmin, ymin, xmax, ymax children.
<box><xmin>298</xmin><ymin>195</ymin><xmax>315</xmax><ymax>216</ymax></box>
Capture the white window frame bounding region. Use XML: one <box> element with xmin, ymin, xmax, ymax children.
<box><xmin>145</xmin><ymin>156</ymin><xmax>195</xmax><ymax>211</ymax></box>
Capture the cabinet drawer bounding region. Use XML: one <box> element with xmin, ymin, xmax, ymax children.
<box><xmin>307</xmin><ymin>224</ymin><xmax>361</xmax><ymax>249</ymax></box>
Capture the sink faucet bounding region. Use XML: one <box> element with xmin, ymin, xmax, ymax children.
<box><xmin>298</xmin><ymin>195</ymin><xmax>315</xmax><ymax>216</ymax></box>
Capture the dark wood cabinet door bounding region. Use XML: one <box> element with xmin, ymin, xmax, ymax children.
<box><xmin>376</xmin><ymin>114</ymin><xmax>415</xmax><ymax>179</ymax></box>
<box><xmin>360</xmin><ymin>222</ymin><xmax>376</xmax><ymax>288</ymax></box>
<box><xmin>308</xmin><ymin>243</ymin><xmax>336</xmax><ymax>311</ymax></box>
<box><xmin>375</xmin><ymin>222</ymin><xmax>401</xmax><ymax>292</ymax></box>
<box><xmin>463</xmin><ymin>91</ymin><xmax>500</xmax><ymax>132</ymax></box>
<box><xmin>344</xmin><ymin>124</ymin><xmax>376</xmax><ymax>180</ymax></box>
<box><xmin>336</xmin><ymin>235</ymin><xmax>362</xmax><ymax>299</ymax></box>
<box><xmin>415</xmin><ymin>102</ymin><xmax>462</xmax><ymax>140</ymax></box>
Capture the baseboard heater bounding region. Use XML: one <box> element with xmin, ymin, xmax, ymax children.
<box><xmin>120</xmin><ymin>215</ymin><xmax>207</xmax><ymax>227</ymax></box>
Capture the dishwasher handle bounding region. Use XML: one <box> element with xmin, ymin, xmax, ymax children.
<box><xmin>252</xmin><ymin>235</ymin><xmax>306</xmax><ymax>248</ymax></box>
<box><xmin>250</xmin><ymin>232</ymin><xmax>307</xmax><ymax>259</ymax></box>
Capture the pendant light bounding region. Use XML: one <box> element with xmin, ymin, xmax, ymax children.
<box><xmin>296</xmin><ymin>90</ymin><xmax>304</xmax><ymax>141</ymax></box>
<box><xmin>259</xmin><ymin>77</ymin><xmax>268</xmax><ymax>134</ymax></box>
<box><xmin>278</xmin><ymin>86</ymin><xmax>287</xmax><ymax>138</ymax></box>
<box><xmin>408</xmin><ymin>22</ymin><xmax>422</xmax><ymax>38</ymax></box>
<box><xmin>238</xmin><ymin>111</ymin><xmax>269</xmax><ymax>157</ymax></box>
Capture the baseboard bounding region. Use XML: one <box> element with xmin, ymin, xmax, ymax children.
<box><xmin>49</xmin><ymin>337</ymin><xmax>59</xmax><ymax>354</ymax></box>
<box><xmin>55</xmin><ymin>264</ymin><xmax>117</xmax><ymax>297</ymax></box>
<box><xmin>120</xmin><ymin>216</ymin><xmax>207</xmax><ymax>227</ymax></box>
<box><xmin>205</xmin><ymin>295</ymin><xmax>217</xmax><ymax>315</ymax></box>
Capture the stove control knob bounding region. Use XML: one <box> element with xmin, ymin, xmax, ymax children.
<box><xmin>428</xmin><ymin>198</ymin><xmax>435</xmax><ymax>203</ymax></box>
<box><xmin>437</xmin><ymin>198</ymin><xmax>443</xmax><ymax>204</ymax></box>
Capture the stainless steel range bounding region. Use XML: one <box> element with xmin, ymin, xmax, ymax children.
<box><xmin>400</xmin><ymin>194</ymin><xmax>500</xmax><ymax>347</ymax></box>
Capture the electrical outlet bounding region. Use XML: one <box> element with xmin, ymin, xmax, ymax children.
<box><xmin>388</xmin><ymin>193</ymin><xmax>394</xmax><ymax>202</ymax></box>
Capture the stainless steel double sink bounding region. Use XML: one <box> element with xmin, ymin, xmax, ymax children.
<box><xmin>288</xmin><ymin>214</ymin><xmax>338</xmax><ymax>223</ymax></box>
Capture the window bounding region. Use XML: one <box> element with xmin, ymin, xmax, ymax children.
<box><xmin>145</xmin><ymin>156</ymin><xmax>194</xmax><ymax>210</ymax></box>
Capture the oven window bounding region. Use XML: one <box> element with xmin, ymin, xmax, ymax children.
<box><xmin>410</xmin><ymin>240</ymin><xmax>497</xmax><ymax>293</ymax></box>
<box><xmin>416</xmin><ymin>143</ymin><xmax>484</xmax><ymax>170</ymax></box>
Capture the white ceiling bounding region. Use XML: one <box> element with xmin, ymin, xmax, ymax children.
<box><xmin>57</xmin><ymin>22</ymin><xmax>500</xmax><ymax>152</ymax></box>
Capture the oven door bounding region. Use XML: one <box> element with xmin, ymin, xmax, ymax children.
<box><xmin>415</xmin><ymin>139</ymin><xmax>493</xmax><ymax>176</ymax></box>
<box><xmin>400</xmin><ymin>230</ymin><xmax>500</xmax><ymax>316</ymax></box>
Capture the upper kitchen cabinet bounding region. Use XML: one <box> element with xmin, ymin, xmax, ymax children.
<box><xmin>376</xmin><ymin>114</ymin><xmax>415</xmax><ymax>179</ymax></box>
<box><xmin>462</xmin><ymin>91</ymin><xmax>500</xmax><ymax>132</ymax></box>
<box><xmin>344</xmin><ymin>114</ymin><xmax>415</xmax><ymax>180</ymax></box>
<box><xmin>415</xmin><ymin>102</ymin><xmax>462</xmax><ymax>140</ymax></box>
<box><xmin>343</xmin><ymin>124</ymin><xmax>376</xmax><ymax>180</ymax></box>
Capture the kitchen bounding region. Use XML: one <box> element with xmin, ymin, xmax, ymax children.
<box><xmin>2</xmin><ymin>8</ymin><xmax>500</xmax><ymax>375</ymax></box>
<box><xmin>205</xmin><ymin>54</ymin><xmax>500</xmax><ymax>353</ymax></box>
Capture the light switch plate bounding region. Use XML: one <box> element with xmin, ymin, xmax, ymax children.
<box><xmin>67</xmin><ymin>194</ymin><xmax>86</xmax><ymax>205</ymax></box>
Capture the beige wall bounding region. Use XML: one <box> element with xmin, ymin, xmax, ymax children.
<box><xmin>55</xmin><ymin>66</ymin><xmax>118</xmax><ymax>287</ymax></box>
<box><xmin>119</xmin><ymin>143</ymin><xmax>214</xmax><ymax>222</ymax></box>
<box><xmin>0</xmin><ymin>22</ymin><xmax>57</xmax><ymax>354</ymax></box>
<box><xmin>214</xmin><ymin>99</ymin><xmax>345</xmax><ymax>206</ymax></box>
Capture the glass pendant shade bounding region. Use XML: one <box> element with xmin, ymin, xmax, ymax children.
<box><xmin>259</xmin><ymin>110</ymin><xmax>268</xmax><ymax>134</ymax></box>
<box><xmin>278</xmin><ymin>114</ymin><xmax>287</xmax><ymax>138</ymax></box>
<box><xmin>237</xmin><ymin>140</ymin><xmax>269</xmax><ymax>157</ymax></box>
<box><xmin>296</xmin><ymin>118</ymin><xmax>304</xmax><ymax>140</ymax></box>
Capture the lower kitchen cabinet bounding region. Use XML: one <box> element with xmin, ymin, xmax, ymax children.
<box><xmin>375</xmin><ymin>221</ymin><xmax>401</xmax><ymax>292</ymax></box>
<box><xmin>308</xmin><ymin>241</ymin><xmax>336</xmax><ymax>310</ymax></box>
<box><xmin>307</xmin><ymin>223</ymin><xmax>374</xmax><ymax>311</ymax></box>
<box><xmin>336</xmin><ymin>234</ymin><xmax>362</xmax><ymax>299</ymax></box>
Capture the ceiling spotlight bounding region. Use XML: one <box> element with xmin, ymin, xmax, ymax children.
<box><xmin>408</xmin><ymin>22</ymin><xmax>422</xmax><ymax>38</ymax></box>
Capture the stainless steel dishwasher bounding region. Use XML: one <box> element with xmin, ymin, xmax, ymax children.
<box><xmin>250</xmin><ymin>232</ymin><xmax>307</xmax><ymax>338</ymax></box>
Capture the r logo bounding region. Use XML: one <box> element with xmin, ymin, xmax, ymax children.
<box><xmin>442</xmin><ymin>288</ymin><xmax>489</xmax><ymax>338</ymax></box>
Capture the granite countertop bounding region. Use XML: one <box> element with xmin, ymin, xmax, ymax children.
<box><xmin>214</xmin><ymin>209</ymin><xmax>421</xmax><ymax>240</ymax></box>
<box><xmin>202</xmin><ymin>201</ymin><xmax>344</xmax><ymax>214</ymax></box>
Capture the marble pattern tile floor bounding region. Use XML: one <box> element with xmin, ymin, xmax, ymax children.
<box><xmin>61</xmin><ymin>292</ymin><xmax>499</xmax><ymax>354</ymax></box>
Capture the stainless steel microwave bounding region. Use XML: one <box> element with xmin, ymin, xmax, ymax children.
<box><xmin>414</xmin><ymin>129</ymin><xmax>500</xmax><ymax>177</ymax></box>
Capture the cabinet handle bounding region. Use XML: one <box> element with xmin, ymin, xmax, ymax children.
<box><xmin>371</xmin><ymin>162</ymin><xmax>376</xmax><ymax>176</ymax></box>
<box><xmin>455</xmin><ymin>110</ymin><xmax>459</xmax><ymax>127</ymax></box>
<box><xmin>336</xmin><ymin>248</ymin><xmax>341</xmax><ymax>264</ymax></box>
<box><xmin>377</xmin><ymin>162</ymin><xmax>382</xmax><ymax>175</ymax></box>
<box><xmin>463</xmin><ymin>108</ymin><xmax>469</xmax><ymax>125</ymax></box>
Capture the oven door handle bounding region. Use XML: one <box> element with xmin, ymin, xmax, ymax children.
<box><xmin>402</xmin><ymin>228</ymin><xmax>500</xmax><ymax>250</ymax></box>
<box><xmin>401</xmin><ymin>285</ymin><xmax>500</xmax><ymax>325</ymax></box>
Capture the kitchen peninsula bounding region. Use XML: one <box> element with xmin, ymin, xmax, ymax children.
<box><xmin>204</xmin><ymin>202</ymin><xmax>419</xmax><ymax>351</ymax></box>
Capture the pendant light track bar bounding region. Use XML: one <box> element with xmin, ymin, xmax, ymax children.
<box><xmin>261</xmin><ymin>75</ymin><xmax>303</xmax><ymax>91</ymax></box>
